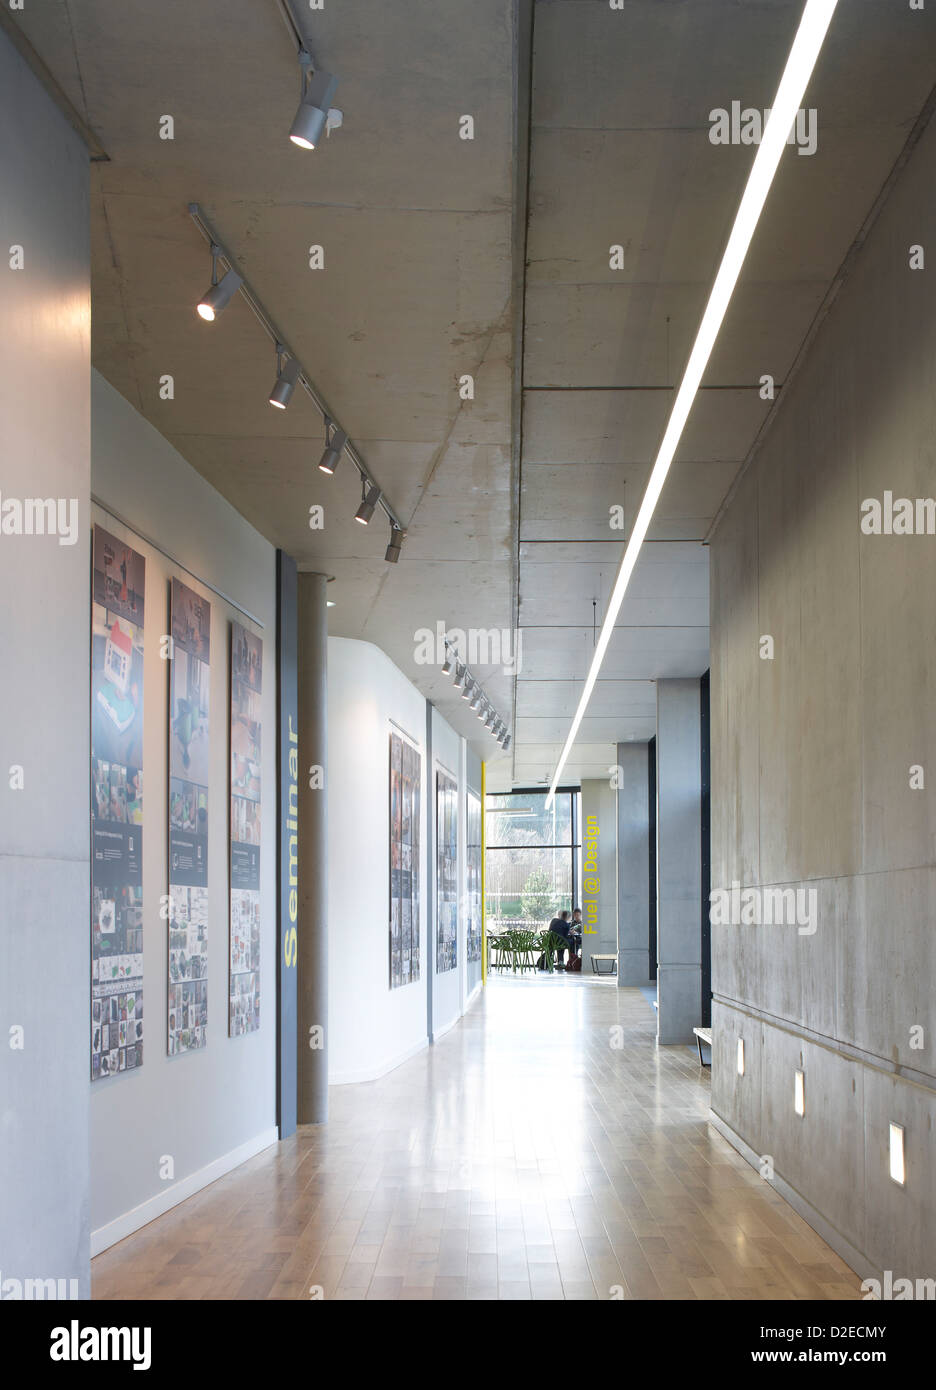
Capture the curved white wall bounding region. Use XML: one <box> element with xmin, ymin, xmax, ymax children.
<box><xmin>327</xmin><ymin>637</ymin><xmax>429</xmax><ymax>1083</ymax></box>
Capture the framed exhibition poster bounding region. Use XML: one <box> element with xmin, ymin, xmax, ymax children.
<box><xmin>389</xmin><ymin>728</ymin><xmax>421</xmax><ymax>988</ymax></box>
<box><xmin>91</xmin><ymin>525</ymin><xmax>146</xmax><ymax>1080</ymax></box>
<box><xmin>466</xmin><ymin>788</ymin><xmax>482</xmax><ymax>963</ymax></box>
<box><xmin>230</xmin><ymin>620</ymin><xmax>262</xmax><ymax>1036</ymax></box>
<box><xmin>167</xmin><ymin>578</ymin><xmax>211</xmax><ymax>1056</ymax></box>
<box><xmin>436</xmin><ymin>770</ymin><xmax>458</xmax><ymax>972</ymax></box>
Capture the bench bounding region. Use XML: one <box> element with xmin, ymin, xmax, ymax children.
<box><xmin>590</xmin><ymin>954</ymin><xmax>618</xmax><ymax>976</ymax></box>
<box><xmin>692</xmin><ymin>1026</ymin><xmax>712</xmax><ymax>1066</ymax></box>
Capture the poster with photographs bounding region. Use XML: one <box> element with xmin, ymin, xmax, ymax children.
<box><xmin>389</xmin><ymin>730</ymin><xmax>421</xmax><ymax>988</ymax></box>
<box><xmin>230</xmin><ymin>621</ymin><xmax>262</xmax><ymax>1035</ymax></box>
<box><xmin>168</xmin><ymin>578</ymin><xmax>211</xmax><ymax>1056</ymax></box>
<box><xmin>91</xmin><ymin>526</ymin><xmax>146</xmax><ymax>1081</ymax></box>
<box><xmin>466</xmin><ymin>789</ymin><xmax>482</xmax><ymax>963</ymax></box>
<box><xmin>436</xmin><ymin>771</ymin><xmax>458</xmax><ymax>972</ymax></box>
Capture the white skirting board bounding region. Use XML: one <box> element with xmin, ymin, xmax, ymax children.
<box><xmin>90</xmin><ymin>1127</ymin><xmax>279</xmax><ymax>1257</ymax></box>
<box><xmin>329</xmin><ymin>1036</ymin><xmax>428</xmax><ymax>1086</ymax></box>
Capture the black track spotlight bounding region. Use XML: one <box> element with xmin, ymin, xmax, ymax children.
<box><xmin>354</xmin><ymin>481</ymin><xmax>381</xmax><ymax>525</ymax></box>
<box><xmin>197</xmin><ymin>248</ymin><xmax>242</xmax><ymax>321</ymax></box>
<box><xmin>318</xmin><ymin>418</ymin><xmax>348</xmax><ymax>475</ymax></box>
<box><xmin>385</xmin><ymin>526</ymin><xmax>405</xmax><ymax>563</ymax></box>
<box><xmin>289</xmin><ymin>52</ymin><xmax>339</xmax><ymax>150</ymax></box>
<box><xmin>269</xmin><ymin>349</ymin><xmax>300</xmax><ymax>409</ymax></box>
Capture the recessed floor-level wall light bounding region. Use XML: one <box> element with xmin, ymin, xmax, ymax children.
<box><xmin>889</xmin><ymin>1123</ymin><xmax>906</xmax><ymax>1186</ymax></box>
<box><xmin>737</xmin><ymin>1038</ymin><xmax>745</xmax><ymax>1076</ymax></box>
<box><xmin>544</xmin><ymin>0</ymin><xmax>840</xmax><ymax>808</ymax></box>
<box><xmin>794</xmin><ymin>1070</ymin><xmax>805</xmax><ymax>1117</ymax></box>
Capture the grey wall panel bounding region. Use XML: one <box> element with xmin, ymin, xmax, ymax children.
<box><xmin>0</xmin><ymin>29</ymin><xmax>91</xmax><ymax>1295</ymax></box>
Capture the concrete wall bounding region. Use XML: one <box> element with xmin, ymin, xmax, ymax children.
<box><xmin>709</xmin><ymin>113</ymin><xmax>936</xmax><ymax>1279</ymax></box>
<box><xmin>580</xmin><ymin>779</ymin><xmax>618</xmax><ymax>966</ymax></box>
<box><xmin>616</xmin><ymin>742</ymin><xmax>651</xmax><ymax>985</ymax></box>
<box><xmin>0</xmin><ymin>30</ymin><xmax>91</xmax><ymax>1296</ymax></box>
<box><xmin>656</xmin><ymin>679</ymin><xmax>702</xmax><ymax>1044</ymax></box>
<box><xmin>90</xmin><ymin>372</ymin><xmax>278</xmax><ymax>1251</ymax></box>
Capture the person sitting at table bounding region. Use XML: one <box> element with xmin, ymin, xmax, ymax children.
<box><xmin>538</xmin><ymin>909</ymin><xmax>572</xmax><ymax>969</ymax></box>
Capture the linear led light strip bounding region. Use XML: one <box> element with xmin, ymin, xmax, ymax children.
<box><xmin>187</xmin><ymin>202</ymin><xmax>405</xmax><ymax>539</ymax></box>
<box><xmin>545</xmin><ymin>0</ymin><xmax>838</xmax><ymax>808</ymax></box>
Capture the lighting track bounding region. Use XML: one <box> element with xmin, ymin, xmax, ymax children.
<box><xmin>188</xmin><ymin>201</ymin><xmax>406</xmax><ymax>537</ymax></box>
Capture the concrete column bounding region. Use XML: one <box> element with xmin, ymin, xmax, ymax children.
<box><xmin>655</xmin><ymin>679</ymin><xmax>702</xmax><ymax>1044</ymax></box>
<box><xmin>579</xmin><ymin>779</ymin><xmax>618</xmax><ymax>968</ymax></box>
<box><xmin>616</xmin><ymin>742</ymin><xmax>651</xmax><ymax>985</ymax></box>
<box><xmin>297</xmin><ymin>573</ymin><xmax>329</xmax><ymax>1122</ymax></box>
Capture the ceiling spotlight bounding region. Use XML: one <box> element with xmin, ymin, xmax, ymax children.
<box><xmin>461</xmin><ymin>677</ymin><xmax>473</xmax><ymax>701</ymax></box>
<box><xmin>385</xmin><ymin>526</ymin><xmax>405</xmax><ymax>564</ymax></box>
<box><xmin>290</xmin><ymin>52</ymin><xmax>339</xmax><ymax>150</ymax></box>
<box><xmin>469</xmin><ymin>689</ymin><xmax>482</xmax><ymax>711</ymax></box>
<box><xmin>197</xmin><ymin>249</ymin><xmax>242</xmax><ymax>321</ymax></box>
<box><xmin>502</xmin><ymin>735</ymin><xmax>511</xmax><ymax>752</ymax></box>
<box><xmin>441</xmin><ymin>653</ymin><xmax>453</xmax><ymax>676</ymax></box>
<box><xmin>354</xmin><ymin>481</ymin><xmax>381</xmax><ymax>525</ymax></box>
<box><xmin>269</xmin><ymin>350</ymin><xmax>300</xmax><ymax>409</ymax></box>
<box><xmin>318</xmin><ymin>418</ymin><xmax>348</xmax><ymax>475</ymax></box>
<box><xmin>453</xmin><ymin>662</ymin><xmax>465</xmax><ymax>689</ymax></box>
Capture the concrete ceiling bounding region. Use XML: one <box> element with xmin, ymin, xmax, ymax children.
<box><xmin>11</xmin><ymin>1</ymin><xmax>936</xmax><ymax>784</ymax></box>
<box><xmin>510</xmin><ymin>0</ymin><xmax>936</xmax><ymax>790</ymax></box>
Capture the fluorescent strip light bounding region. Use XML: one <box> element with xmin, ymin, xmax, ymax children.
<box><xmin>544</xmin><ymin>0</ymin><xmax>838</xmax><ymax>808</ymax></box>
<box><xmin>889</xmin><ymin>1123</ymin><xmax>906</xmax><ymax>1186</ymax></box>
<box><xmin>737</xmin><ymin>1038</ymin><xmax>745</xmax><ymax>1077</ymax></box>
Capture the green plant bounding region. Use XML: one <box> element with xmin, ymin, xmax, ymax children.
<box><xmin>520</xmin><ymin>867</ymin><xmax>555</xmax><ymax>921</ymax></box>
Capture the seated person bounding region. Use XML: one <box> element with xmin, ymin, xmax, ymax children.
<box><xmin>568</xmin><ymin>907</ymin><xmax>584</xmax><ymax>958</ymax></box>
<box><xmin>538</xmin><ymin>909</ymin><xmax>572</xmax><ymax>968</ymax></box>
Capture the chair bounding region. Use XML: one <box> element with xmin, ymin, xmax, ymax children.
<box><xmin>488</xmin><ymin>933</ymin><xmax>512</xmax><ymax>972</ymax></box>
<box><xmin>539</xmin><ymin>930</ymin><xmax>569</xmax><ymax>973</ymax></box>
<box><xmin>511</xmin><ymin>930</ymin><xmax>539</xmax><ymax>973</ymax></box>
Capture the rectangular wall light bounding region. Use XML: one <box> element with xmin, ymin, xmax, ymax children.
<box><xmin>794</xmin><ymin>1069</ymin><xmax>805</xmax><ymax>1117</ymax></box>
<box><xmin>737</xmin><ymin>1038</ymin><xmax>745</xmax><ymax>1076</ymax></box>
<box><xmin>889</xmin><ymin>1122</ymin><xmax>906</xmax><ymax>1186</ymax></box>
<box><xmin>544</xmin><ymin>0</ymin><xmax>839</xmax><ymax>807</ymax></box>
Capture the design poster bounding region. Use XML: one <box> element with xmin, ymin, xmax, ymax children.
<box><xmin>168</xmin><ymin>578</ymin><xmax>211</xmax><ymax>1055</ymax></box>
<box><xmin>436</xmin><ymin>771</ymin><xmax>458</xmax><ymax>972</ymax></box>
<box><xmin>466</xmin><ymin>789</ymin><xmax>482</xmax><ymax>963</ymax></box>
<box><xmin>389</xmin><ymin>730</ymin><xmax>420</xmax><ymax>988</ymax></box>
<box><xmin>91</xmin><ymin>526</ymin><xmax>145</xmax><ymax>1080</ymax></box>
<box><xmin>230</xmin><ymin>621</ymin><xmax>262</xmax><ymax>1035</ymax></box>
